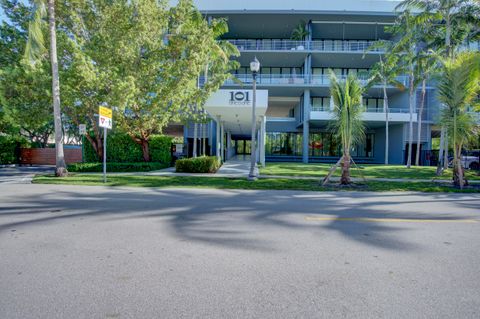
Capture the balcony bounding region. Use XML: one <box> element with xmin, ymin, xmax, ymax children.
<box><xmin>311</xmin><ymin>40</ymin><xmax>382</xmax><ymax>52</ymax></box>
<box><xmin>311</xmin><ymin>106</ymin><xmax>416</xmax><ymax>123</ymax></box>
<box><xmin>225</xmin><ymin>74</ymin><xmax>308</xmax><ymax>85</ymax></box>
<box><xmin>228</xmin><ymin>39</ymin><xmax>384</xmax><ymax>53</ymax></box>
<box><xmin>229</xmin><ymin>40</ymin><xmax>308</xmax><ymax>51</ymax></box>
<box><xmin>224</xmin><ymin>74</ymin><xmax>408</xmax><ymax>88</ymax></box>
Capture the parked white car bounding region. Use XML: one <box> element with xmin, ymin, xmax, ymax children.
<box><xmin>450</xmin><ymin>150</ymin><xmax>480</xmax><ymax>170</ymax></box>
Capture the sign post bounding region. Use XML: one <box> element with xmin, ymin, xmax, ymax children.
<box><xmin>79</xmin><ymin>124</ymin><xmax>86</xmax><ymax>163</ymax></box>
<box><xmin>99</xmin><ymin>106</ymin><xmax>113</xmax><ymax>183</ymax></box>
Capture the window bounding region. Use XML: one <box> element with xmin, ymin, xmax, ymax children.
<box><xmin>265</xmin><ymin>133</ymin><xmax>303</xmax><ymax>156</ymax></box>
<box><xmin>307</xmin><ymin>132</ymin><xmax>375</xmax><ymax>158</ymax></box>
<box><xmin>311</xmin><ymin>97</ymin><xmax>331</xmax><ymax>111</ymax></box>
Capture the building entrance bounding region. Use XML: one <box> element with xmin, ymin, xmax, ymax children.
<box><xmin>235</xmin><ymin>140</ymin><xmax>251</xmax><ymax>155</ymax></box>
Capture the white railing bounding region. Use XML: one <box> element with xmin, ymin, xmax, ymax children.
<box><xmin>310</xmin><ymin>74</ymin><xmax>409</xmax><ymax>87</ymax></box>
<box><xmin>225</xmin><ymin>74</ymin><xmax>308</xmax><ymax>85</ymax></box>
<box><xmin>311</xmin><ymin>106</ymin><xmax>412</xmax><ymax>113</ymax></box>
<box><xmin>310</xmin><ymin>40</ymin><xmax>383</xmax><ymax>52</ymax></box>
<box><xmin>228</xmin><ymin>39</ymin><xmax>386</xmax><ymax>53</ymax></box>
<box><xmin>223</xmin><ymin>74</ymin><xmax>409</xmax><ymax>87</ymax></box>
<box><xmin>228</xmin><ymin>39</ymin><xmax>307</xmax><ymax>51</ymax></box>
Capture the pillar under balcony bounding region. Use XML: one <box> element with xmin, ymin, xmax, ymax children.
<box><xmin>302</xmin><ymin>89</ymin><xmax>311</xmax><ymax>164</ymax></box>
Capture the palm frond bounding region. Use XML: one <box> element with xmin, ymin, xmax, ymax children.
<box><xmin>24</xmin><ymin>0</ymin><xmax>47</xmax><ymax>65</ymax></box>
<box><xmin>328</xmin><ymin>70</ymin><xmax>365</xmax><ymax>153</ymax></box>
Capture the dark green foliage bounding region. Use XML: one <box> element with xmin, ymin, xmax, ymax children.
<box><xmin>67</xmin><ymin>162</ymin><xmax>169</xmax><ymax>173</ymax></box>
<box><xmin>175</xmin><ymin>156</ymin><xmax>221</xmax><ymax>173</ymax></box>
<box><xmin>84</xmin><ymin>133</ymin><xmax>172</xmax><ymax>164</ymax></box>
<box><xmin>0</xmin><ymin>135</ymin><xmax>27</xmax><ymax>164</ymax></box>
<box><xmin>149</xmin><ymin>136</ymin><xmax>173</xmax><ymax>163</ymax></box>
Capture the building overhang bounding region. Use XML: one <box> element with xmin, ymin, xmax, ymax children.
<box><xmin>204</xmin><ymin>89</ymin><xmax>269</xmax><ymax>136</ymax></box>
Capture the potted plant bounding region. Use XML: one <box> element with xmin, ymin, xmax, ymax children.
<box><xmin>291</xmin><ymin>21</ymin><xmax>309</xmax><ymax>50</ymax></box>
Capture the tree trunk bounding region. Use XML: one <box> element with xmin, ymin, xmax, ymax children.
<box><xmin>383</xmin><ymin>84</ymin><xmax>389</xmax><ymax>165</ymax></box>
<box><xmin>84</xmin><ymin>133</ymin><xmax>103</xmax><ymax>160</ymax></box>
<box><xmin>436</xmin><ymin>127</ymin><xmax>445</xmax><ymax>175</ymax></box>
<box><xmin>453</xmin><ymin>146</ymin><xmax>467</xmax><ymax>189</ymax></box>
<box><xmin>48</xmin><ymin>0</ymin><xmax>67</xmax><ymax>176</ymax></box>
<box><xmin>444</xmin><ymin>134</ymin><xmax>449</xmax><ymax>170</ymax></box>
<box><xmin>140</xmin><ymin>139</ymin><xmax>150</xmax><ymax>162</ymax></box>
<box><xmin>340</xmin><ymin>153</ymin><xmax>351</xmax><ymax>185</ymax></box>
<box><xmin>415</xmin><ymin>79</ymin><xmax>426</xmax><ymax>166</ymax></box>
<box><xmin>406</xmin><ymin>75</ymin><xmax>414</xmax><ymax>168</ymax></box>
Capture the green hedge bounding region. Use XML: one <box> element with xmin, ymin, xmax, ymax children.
<box><xmin>68</xmin><ymin>162</ymin><xmax>169</xmax><ymax>172</ymax></box>
<box><xmin>0</xmin><ymin>135</ymin><xmax>27</xmax><ymax>164</ymax></box>
<box><xmin>175</xmin><ymin>156</ymin><xmax>221</xmax><ymax>173</ymax></box>
<box><xmin>84</xmin><ymin>133</ymin><xmax>172</xmax><ymax>164</ymax></box>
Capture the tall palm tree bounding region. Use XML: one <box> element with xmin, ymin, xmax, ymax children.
<box><xmin>367</xmin><ymin>42</ymin><xmax>405</xmax><ymax>165</ymax></box>
<box><xmin>389</xmin><ymin>10</ymin><xmax>419</xmax><ymax>168</ymax></box>
<box><xmin>414</xmin><ymin>50</ymin><xmax>438</xmax><ymax>166</ymax></box>
<box><xmin>397</xmin><ymin>0</ymin><xmax>480</xmax><ymax>173</ymax></box>
<box><xmin>25</xmin><ymin>0</ymin><xmax>67</xmax><ymax>176</ymax></box>
<box><xmin>328</xmin><ymin>71</ymin><xmax>365</xmax><ymax>185</ymax></box>
<box><xmin>437</xmin><ymin>51</ymin><xmax>480</xmax><ymax>188</ymax></box>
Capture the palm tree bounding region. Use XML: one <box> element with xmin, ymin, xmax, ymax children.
<box><xmin>367</xmin><ymin>42</ymin><xmax>405</xmax><ymax>165</ymax></box>
<box><xmin>291</xmin><ymin>21</ymin><xmax>309</xmax><ymax>41</ymax></box>
<box><xmin>414</xmin><ymin>50</ymin><xmax>438</xmax><ymax>166</ymax></box>
<box><xmin>327</xmin><ymin>71</ymin><xmax>365</xmax><ymax>185</ymax></box>
<box><xmin>397</xmin><ymin>0</ymin><xmax>480</xmax><ymax>173</ymax></box>
<box><xmin>25</xmin><ymin>0</ymin><xmax>67</xmax><ymax>176</ymax></box>
<box><xmin>437</xmin><ymin>51</ymin><xmax>480</xmax><ymax>188</ymax></box>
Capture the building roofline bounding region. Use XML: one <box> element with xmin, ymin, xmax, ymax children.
<box><xmin>201</xmin><ymin>10</ymin><xmax>399</xmax><ymax>17</ymax></box>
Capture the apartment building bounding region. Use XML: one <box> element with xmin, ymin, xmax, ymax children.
<box><xmin>183</xmin><ymin>0</ymin><xmax>470</xmax><ymax>165</ymax></box>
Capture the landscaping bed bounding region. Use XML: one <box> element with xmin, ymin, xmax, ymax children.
<box><xmin>175</xmin><ymin>156</ymin><xmax>221</xmax><ymax>173</ymax></box>
<box><xmin>67</xmin><ymin>162</ymin><xmax>169</xmax><ymax>172</ymax></box>
<box><xmin>33</xmin><ymin>174</ymin><xmax>480</xmax><ymax>193</ymax></box>
<box><xmin>260</xmin><ymin>163</ymin><xmax>480</xmax><ymax>180</ymax></box>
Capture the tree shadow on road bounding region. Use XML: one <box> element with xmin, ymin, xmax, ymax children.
<box><xmin>0</xmin><ymin>186</ymin><xmax>478</xmax><ymax>252</ymax></box>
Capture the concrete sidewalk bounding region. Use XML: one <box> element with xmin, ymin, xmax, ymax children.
<box><xmin>147</xmin><ymin>155</ymin><xmax>254</xmax><ymax>178</ymax></box>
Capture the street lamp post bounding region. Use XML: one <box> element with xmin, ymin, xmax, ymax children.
<box><xmin>248</xmin><ymin>57</ymin><xmax>260</xmax><ymax>181</ymax></box>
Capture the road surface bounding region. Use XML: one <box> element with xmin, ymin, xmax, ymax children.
<box><xmin>1</xmin><ymin>183</ymin><xmax>479</xmax><ymax>318</ymax></box>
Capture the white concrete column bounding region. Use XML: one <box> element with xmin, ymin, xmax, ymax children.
<box><xmin>220</xmin><ymin>122</ymin><xmax>225</xmax><ymax>162</ymax></box>
<box><xmin>226</xmin><ymin>131</ymin><xmax>232</xmax><ymax>160</ymax></box>
<box><xmin>216</xmin><ymin>116</ymin><xmax>221</xmax><ymax>161</ymax></box>
<box><xmin>302</xmin><ymin>89</ymin><xmax>311</xmax><ymax>163</ymax></box>
<box><xmin>256</xmin><ymin>128</ymin><xmax>260</xmax><ymax>163</ymax></box>
<box><xmin>260</xmin><ymin>116</ymin><xmax>266</xmax><ymax>167</ymax></box>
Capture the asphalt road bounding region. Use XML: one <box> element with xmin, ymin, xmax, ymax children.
<box><xmin>1</xmin><ymin>183</ymin><xmax>479</xmax><ymax>319</ymax></box>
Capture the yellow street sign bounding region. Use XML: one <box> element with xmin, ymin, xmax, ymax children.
<box><xmin>99</xmin><ymin>106</ymin><xmax>112</xmax><ymax>119</ymax></box>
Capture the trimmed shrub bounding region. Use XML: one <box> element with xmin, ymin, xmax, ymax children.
<box><xmin>84</xmin><ymin>133</ymin><xmax>172</xmax><ymax>164</ymax></box>
<box><xmin>175</xmin><ymin>156</ymin><xmax>221</xmax><ymax>173</ymax></box>
<box><xmin>0</xmin><ymin>135</ymin><xmax>27</xmax><ymax>164</ymax></box>
<box><xmin>67</xmin><ymin>162</ymin><xmax>169</xmax><ymax>172</ymax></box>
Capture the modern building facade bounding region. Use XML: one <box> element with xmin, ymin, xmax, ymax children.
<box><xmin>182</xmin><ymin>0</ymin><xmax>479</xmax><ymax>165</ymax></box>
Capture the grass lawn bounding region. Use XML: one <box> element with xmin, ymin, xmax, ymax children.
<box><xmin>32</xmin><ymin>174</ymin><xmax>480</xmax><ymax>193</ymax></box>
<box><xmin>260</xmin><ymin>163</ymin><xmax>480</xmax><ymax>180</ymax></box>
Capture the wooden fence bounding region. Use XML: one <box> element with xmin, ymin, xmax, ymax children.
<box><xmin>19</xmin><ymin>148</ymin><xmax>82</xmax><ymax>165</ymax></box>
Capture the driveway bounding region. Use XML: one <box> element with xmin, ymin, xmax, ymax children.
<box><xmin>0</xmin><ymin>166</ymin><xmax>54</xmax><ymax>184</ymax></box>
<box><xmin>0</xmin><ymin>184</ymin><xmax>479</xmax><ymax>318</ymax></box>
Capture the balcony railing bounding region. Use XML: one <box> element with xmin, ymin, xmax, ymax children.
<box><xmin>311</xmin><ymin>106</ymin><xmax>412</xmax><ymax>113</ymax></box>
<box><xmin>224</xmin><ymin>74</ymin><xmax>409</xmax><ymax>87</ymax></box>
<box><xmin>229</xmin><ymin>39</ymin><xmax>307</xmax><ymax>51</ymax></box>
<box><xmin>228</xmin><ymin>39</ymin><xmax>384</xmax><ymax>53</ymax></box>
<box><xmin>225</xmin><ymin>74</ymin><xmax>309</xmax><ymax>85</ymax></box>
<box><xmin>310</xmin><ymin>40</ymin><xmax>381</xmax><ymax>52</ymax></box>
